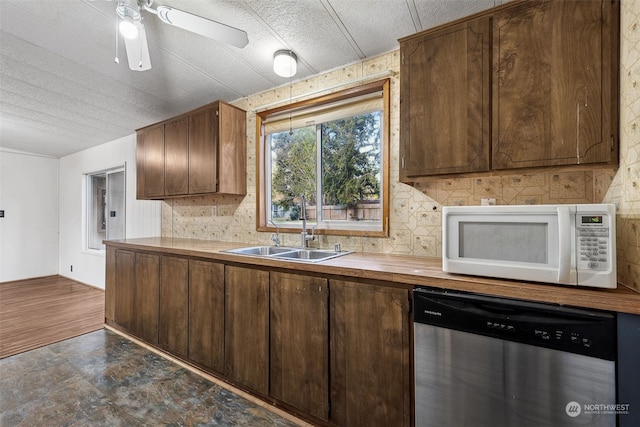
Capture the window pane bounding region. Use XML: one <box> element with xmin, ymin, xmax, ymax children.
<box><xmin>321</xmin><ymin>112</ymin><xmax>381</xmax><ymax>222</ymax></box>
<box><xmin>87</xmin><ymin>167</ymin><xmax>125</xmax><ymax>251</ymax></box>
<box><xmin>258</xmin><ymin>78</ymin><xmax>389</xmax><ymax>236</ymax></box>
<box><xmin>106</xmin><ymin>171</ymin><xmax>125</xmax><ymax>241</ymax></box>
<box><xmin>88</xmin><ymin>174</ymin><xmax>107</xmax><ymax>250</ymax></box>
<box><xmin>270</xmin><ymin>126</ymin><xmax>317</xmax><ymax>223</ymax></box>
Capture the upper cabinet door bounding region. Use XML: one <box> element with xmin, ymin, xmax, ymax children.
<box><xmin>492</xmin><ymin>0</ymin><xmax>614</xmax><ymax>169</ymax></box>
<box><xmin>137</xmin><ymin>123</ymin><xmax>165</xmax><ymax>198</ymax></box>
<box><xmin>189</xmin><ymin>106</ymin><xmax>217</xmax><ymax>194</ymax></box>
<box><xmin>164</xmin><ymin>116</ymin><xmax>189</xmax><ymax>196</ymax></box>
<box><xmin>400</xmin><ymin>16</ymin><xmax>490</xmax><ymax>179</ymax></box>
<box><xmin>217</xmin><ymin>102</ymin><xmax>247</xmax><ymax>195</ymax></box>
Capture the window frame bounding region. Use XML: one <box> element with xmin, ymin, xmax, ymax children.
<box><xmin>85</xmin><ymin>166</ymin><xmax>126</xmax><ymax>252</ymax></box>
<box><xmin>256</xmin><ymin>79</ymin><xmax>390</xmax><ymax>237</ymax></box>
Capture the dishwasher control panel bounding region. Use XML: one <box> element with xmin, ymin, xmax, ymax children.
<box><xmin>413</xmin><ymin>287</ymin><xmax>616</xmax><ymax>360</ymax></box>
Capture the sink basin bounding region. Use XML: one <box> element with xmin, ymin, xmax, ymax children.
<box><xmin>226</xmin><ymin>246</ymin><xmax>293</xmax><ymax>256</ymax></box>
<box><xmin>272</xmin><ymin>249</ymin><xmax>343</xmax><ymax>262</ymax></box>
<box><xmin>224</xmin><ymin>246</ymin><xmax>349</xmax><ymax>263</ymax></box>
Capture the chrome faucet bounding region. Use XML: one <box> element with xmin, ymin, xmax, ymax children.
<box><xmin>269</xmin><ymin>220</ymin><xmax>281</xmax><ymax>246</ymax></box>
<box><xmin>300</xmin><ymin>195</ymin><xmax>315</xmax><ymax>247</ymax></box>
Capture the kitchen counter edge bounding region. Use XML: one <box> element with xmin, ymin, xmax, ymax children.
<box><xmin>104</xmin><ymin>237</ymin><xmax>640</xmax><ymax>315</ymax></box>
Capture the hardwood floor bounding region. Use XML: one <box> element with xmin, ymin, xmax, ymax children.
<box><xmin>0</xmin><ymin>275</ymin><xmax>105</xmax><ymax>358</ymax></box>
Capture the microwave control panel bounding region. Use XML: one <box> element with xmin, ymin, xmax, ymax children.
<box><xmin>576</xmin><ymin>214</ymin><xmax>611</xmax><ymax>271</ymax></box>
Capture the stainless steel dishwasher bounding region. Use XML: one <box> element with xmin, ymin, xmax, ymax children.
<box><xmin>413</xmin><ymin>288</ymin><xmax>617</xmax><ymax>427</ymax></box>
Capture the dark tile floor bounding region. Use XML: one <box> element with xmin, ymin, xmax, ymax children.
<box><xmin>0</xmin><ymin>329</ymin><xmax>301</xmax><ymax>426</ymax></box>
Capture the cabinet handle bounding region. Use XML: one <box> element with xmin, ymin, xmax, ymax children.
<box><xmin>576</xmin><ymin>102</ymin><xmax>581</xmax><ymax>164</ymax></box>
<box><xmin>401</xmin><ymin>156</ymin><xmax>405</xmax><ymax>169</ymax></box>
<box><xmin>584</xmin><ymin>86</ymin><xmax>588</xmax><ymax>107</ymax></box>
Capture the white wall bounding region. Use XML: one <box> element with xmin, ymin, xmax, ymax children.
<box><xmin>58</xmin><ymin>134</ymin><xmax>161</xmax><ymax>289</ymax></box>
<box><xmin>0</xmin><ymin>150</ymin><xmax>59</xmax><ymax>282</ymax></box>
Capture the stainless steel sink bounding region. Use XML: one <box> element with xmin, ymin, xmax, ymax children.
<box><xmin>272</xmin><ymin>249</ymin><xmax>343</xmax><ymax>262</ymax></box>
<box><xmin>226</xmin><ymin>246</ymin><xmax>293</xmax><ymax>256</ymax></box>
<box><xmin>224</xmin><ymin>246</ymin><xmax>349</xmax><ymax>263</ymax></box>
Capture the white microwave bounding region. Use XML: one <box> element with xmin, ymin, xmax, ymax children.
<box><xmin>442</xmin><ymin>204</ymin><xmax>617</xmax><ymax>289</ymax></box>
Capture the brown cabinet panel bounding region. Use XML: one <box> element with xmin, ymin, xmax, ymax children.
<box><xmin>270</xmin><ymin>272</ymin><xmax>329</xmax><ymax>421</ymax></box>
<box><xmin>159</xmin><ymin>256</ymin><xmax>188</xmax><ymax>357</ymax></box>
<box><xmin>218</xmin><ymin>102</ymin><xmax>247</xmax><ymax>195</ymax></box>
<box><xmin>138</xmin><ymin>124</ymin><xmax>165</xmax><ymax>198</ymax></box>
<box><xmin>330</xmin><ymin>280</ymin><xmax>410</xmax><ymax>427</ymax></box>
<box><xmin>492</xmin><ymin>0</ymin><xmax>614</xmax><ymax>169</ymax></box>
<box><xmin>105</xmin><ymin>247</ymin><xmax>116</xmax><ymax>323</ymax></box>
<box><xmin>136</xmin><ymin>101</ymin><xmax>246</xmax><ymax>199</ymax></box>
<box><xmin>189</xmin><ymin>107</ymin><xmax>217</xmax><ymax>194</ymax></box>
<box><xmin>114</xmin><ymin>249</ymin><xmax>135</xmax><ymax>331</ymax></box>
<box><xmin>188</xmin><ymin>259</ymin><xmax>225</xmax><ymax>373</ymax></box>
<box><xmin>224</xmin><ymin>265</ymin><xmax>269</xmax><ymax>395</ymax></box>
<box><xmin>134</xmin><ymin>252</ymin><xmax>160</xmax><ymax>344</ymax></box>
<box><xmin>400</xmin><ymin>16</ymin><xmax>490</xmax><ymax>178</ymax></box>
<box><xmin>164</xmin><ymin>116</ymin><xmax>189</xmax><ymax>196</ymax></box>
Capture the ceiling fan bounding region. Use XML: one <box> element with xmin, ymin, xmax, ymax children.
<box><xmin>114</xmin><ymin>0</ymin><xmax>249</xmax><ymax>71</ymax></box>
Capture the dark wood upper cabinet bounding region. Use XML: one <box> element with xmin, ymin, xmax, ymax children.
<box><xmin>399</xmin><ymin>0</ymin><xmax>619</xmax><ymax>179</ymax></box>
<box><xmin>400</xmin><ymin>16</ymin><xmax>490</xmax><ymax>178</ymax></box>
<box><xmin>136</xmin><ymin>123</ymin><xmax>165</xmax><ymax>198</ymax></box>
<box><xmin>164</xmin><ymin>117</ymin><xmax>189</xmax><ymax>196</ymax></box>
<box><xmin>270</xmin><ymin>272</ymin><xmax>329</xmax><ymax>421</ymax></box>
<box><xmin>188</xmin><ymin>107</ymin><xmax>217</xmax><ymax>194</ymax></box>
<box><xmin>492</xmin><ymin>0</ymin><xmax>617</xmax><ymax>169</ymax></box>
<box><xmin>136</xmin><ymin>100</ymin><xmax>246</xmax><ymax>199</ymax></box>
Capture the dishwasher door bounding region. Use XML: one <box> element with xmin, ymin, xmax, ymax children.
<box><xmin>414</xmin><ymin>324</ymin><xmax>616</xmax><ymax>427</ymax></box>
<box><xmin>413</xmin><ymin>288</ymin><xmax>617</xmax><ymax>427</ymax></box>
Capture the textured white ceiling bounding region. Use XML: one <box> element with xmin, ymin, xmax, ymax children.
<box><xmin>0</xmin><ymin>0</ymin><xmax>503</xmax><ymax>158</ymax></box>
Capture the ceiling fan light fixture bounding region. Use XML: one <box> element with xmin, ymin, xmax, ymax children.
<box><xmin>116</xmin><ymin>0</ymin><xmax>141</xmax><ymax>39</ymax></box>
<box><xmin>273</xmin><ymin>50</ymin><xmax>297</xmax><ymax>78</ymax></box>
<box><xmin>119</xmin><ymin>17</ymin><xmax>140</xmax><ymax>39</ymax></box>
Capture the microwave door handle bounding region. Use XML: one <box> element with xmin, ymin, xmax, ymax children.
<box><xmin>557</xmin><ymin>206</ymin><xmax>571</xmax><ymax>284</ymax></box>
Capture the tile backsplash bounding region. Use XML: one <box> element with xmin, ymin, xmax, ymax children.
<box><xmin>162</xmin><ymin>0</ymin><xmax>639</xmax><ymax>292</ymax></box>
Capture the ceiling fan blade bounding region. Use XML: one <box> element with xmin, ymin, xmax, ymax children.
<box><xmin>123</xmin><ymin>22</ymin><xmax>152</xmax><ymax>71</ymax></box>
<box><xmin>155</xmin><ymin>6</ymin><xmax>249</xmax><ymax>48</ymax></box>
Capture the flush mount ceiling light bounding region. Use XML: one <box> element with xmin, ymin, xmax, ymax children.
<box><xmin>273</xmin><ymin>50</ymin><xmax>297</xmax><ymax>78</ymax></box>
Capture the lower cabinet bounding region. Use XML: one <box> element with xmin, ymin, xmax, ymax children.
<box><xmin>330</xmin><ymin>279</ymin><xmax>411</xmax><ymax>427</ymax></box>
<box><xmin>107</xmin><ymin>248</ymin><xmax>410</xmax><ymax>427</ymax></box>
<box><xmin>270</xmin><ymin>272</ymin><xmax>330</xmax><ymax>421</ymax></box>
<box><xmin>224</xmin><ymin>265</ymin><xmax>270</xmax><ymax>395</ymax></box>
<box><xmin>133</xmin><ymin>252</ymin><xmax>160</xmax><ymax>344</ymax></box>
<box><xmin>159</xmin><ymin>256</ymin><xmax>188</xmax><ymax>357</ymax></box>
<box><xmin>113</xmin><ymin>249</ymin><xmax>135</xmax><ymax>332</ymax></box>
<box><xmin>188</xmin><ymin>259</ymin><xmax>225</xmax><ymax>373</ymax></box>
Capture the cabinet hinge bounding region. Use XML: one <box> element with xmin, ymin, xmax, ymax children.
<box><xmin>216</xmin><ymin>110</ymin><xmax>219</xmax><ymax>116</ymax></box>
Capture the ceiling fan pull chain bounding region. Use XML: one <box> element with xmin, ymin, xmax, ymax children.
<box><xmin>139</xmin><ymin>32</ymin><xmax>143</xmax><ymax>68</ymax></box>
<box><xmin>114</xmin><ymin>19</ymin><xmax>120</xmax><ymax>64</ymax></box>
